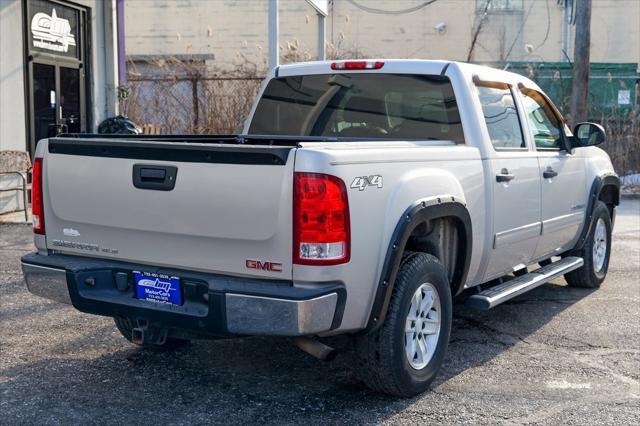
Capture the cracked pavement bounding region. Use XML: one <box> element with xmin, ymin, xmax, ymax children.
<box><xmin>1</xmin><ymin>200</ymin><xmax>638</xmax><ymax>425</ymax></box>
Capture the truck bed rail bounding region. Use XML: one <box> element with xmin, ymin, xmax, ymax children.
<box><xmin>55</xmin><ymin>133</ymin><xmax>445</xmax><ymax>146</ymax></box>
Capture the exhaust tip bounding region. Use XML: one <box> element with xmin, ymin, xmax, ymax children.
<box><xmin>323</xmin><ymin>349</ymin><xmax>338</xmax><ymax>362</ymax></box>
<box><xmin>293</xmin><ymin>337</ymin><xmax>337</xmax><ymax>362</ymax></box>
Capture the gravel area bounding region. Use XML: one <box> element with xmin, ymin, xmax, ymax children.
<box><xmin>1</xmin><ymin>200</ymin><xmax>638</xmax><ymax>425</ymax></box>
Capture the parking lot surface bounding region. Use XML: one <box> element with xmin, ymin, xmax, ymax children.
<box><xmin>1</xmin><ymin>200</ymin><xmax>638</xmax><ymax>425</ymax></box>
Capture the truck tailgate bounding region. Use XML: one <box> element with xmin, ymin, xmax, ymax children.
<box><xmin>42</xmin><ymin>138</ymin><xmax>295</xmax><ymax>279</ymax></box>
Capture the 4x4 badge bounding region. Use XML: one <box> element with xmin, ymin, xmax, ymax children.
<box><xmin>351</xmin><ymin>175</ymin><xmax>383</xmax><ymax>191</ymax></box>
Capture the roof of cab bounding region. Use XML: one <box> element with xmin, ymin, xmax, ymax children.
<box><xmin>274</xmin><ymin>59</ymin><xmax>542</xmax><ymax>92</ymax></box>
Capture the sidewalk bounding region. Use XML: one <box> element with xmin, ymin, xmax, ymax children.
<box><xmin>0</xmin><ymin>210</ymin><xmax>31</xmax><ymax>224</ymax></box>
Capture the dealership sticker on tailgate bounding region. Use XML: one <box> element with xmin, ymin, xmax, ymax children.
<box><xmin>134</xmin><ymin>271</ymin><xmax>182</xmax><ymax>305</ymax></box>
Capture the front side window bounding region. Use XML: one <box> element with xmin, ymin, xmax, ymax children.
<box><xmin>476</xmin><ymin>84</ymin><xmax>525</xmax><ymax>150</ymax></box>
<box><xmin>248</xmin><ymin>73</ymin><xmax>465</xmax><ymax>143</ymax></box>
<box><xmin>520</xmin><ymin>89</ymin><xmax>562</xmax><ymax>150</ymax></box>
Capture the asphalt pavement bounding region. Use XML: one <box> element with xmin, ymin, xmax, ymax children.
<box><xmin>1</xmin><ymin>200</ymin><xmax>638</xmax><ymax>425</ymax></box>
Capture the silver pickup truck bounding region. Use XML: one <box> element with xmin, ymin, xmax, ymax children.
<box><xmin>22</xmin><ymin>60</ymin><xmax>620</xmax><ymax>396</ymax></box>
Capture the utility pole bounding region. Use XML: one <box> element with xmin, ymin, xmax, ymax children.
<box><xmin>317</xmin><ymin>11</ymin><xmax>326</xmax><ymax>61</ymax></box>
<box><xmin>570</xmin><ymin>0</ymin><xmax>592</xmax><ymax>125</ymax></box>
<box><xmin>268</xmin><ymin>0</ymin><xmax>279</xmax><ymax>70</ymax></box>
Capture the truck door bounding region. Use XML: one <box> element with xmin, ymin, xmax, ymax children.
<box><xmin>475</xmin><ymin>82</ymin><xmax>542</xmax><ymax>280</ymax></box>
<box><xmin>518</xmin><ymin>88</ymin><xmax>587</xmax><ymax>259</ymax></box>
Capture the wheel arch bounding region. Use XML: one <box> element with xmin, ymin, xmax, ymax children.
<box><xmin>575</xmin><ymin>173</ymin><xmax>620</xmax><ymax>250</ymax></box>
<box><xmin>365</xmin><ymin>196</ymin><xmax>472</xmax><ymax>332</ymax></box>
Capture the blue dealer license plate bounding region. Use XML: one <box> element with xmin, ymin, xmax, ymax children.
<box><xmin>134</xmin><ymin>272</ymin><xmax>182</xmax><ymax>305</ymax></box>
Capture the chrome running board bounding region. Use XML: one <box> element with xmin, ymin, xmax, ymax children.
<box><xmin>466</xmin><ymin>256</ymin><xmax>584</xmax><ymax>310</ymax></box>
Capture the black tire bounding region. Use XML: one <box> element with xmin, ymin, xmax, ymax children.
<box><xmin>353</xmin><ymin>252</ymin><xmax>452</xmax><ymax>397</ymax></box>
<box><xmin>564</xmin><ymin>201</ymin><xmax>612</xmax><ymax>288</ymax></box>
<box><xmin>114</xmin><ymin>316</ymin><xmax>189</xmax><ymax>349</ymax></box>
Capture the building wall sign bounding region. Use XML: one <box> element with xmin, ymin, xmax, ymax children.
<box><xmin>28</xmin><ymin>0</ymin><xmax>79</xmax><ymax>59</ymax></box>
<box><xmin>31</xmin><ymin>8</ymin><xmax>76</xmax><ymax>53</ymax></box>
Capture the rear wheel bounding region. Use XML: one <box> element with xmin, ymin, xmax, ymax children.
<box><xmin>564</xmin><ymin>201</ymin><xmax>612</xmax><ymax>288</ymax></box>
<box><xmin>354</xmin><ymin>252</ymin><xmax>452</xmax><ymax>397</ymax></box>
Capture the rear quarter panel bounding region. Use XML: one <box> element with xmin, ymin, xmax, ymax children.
<box><xmin>293</xmin><ymin>141</ymin><xmax>485</xmax><ymax>333</ymax></box>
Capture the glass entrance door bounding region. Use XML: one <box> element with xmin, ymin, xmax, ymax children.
<box><xmin>60</xmin><ymin>66</ymin><xmax>82</xmax><ymax>133</ymax></box>
<box><xmin>32</xmin><ymin>63</ymin><xmax>57</xmax><ymax>147</ymax></box>
<box><xmin>28</xmin><ymin>61</ymin><xmax>84</xmax><ymax>155</ymax></box>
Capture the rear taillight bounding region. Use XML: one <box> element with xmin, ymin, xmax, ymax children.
<box><xmin>294</xmin><ymin>173</ymin><xmax>350</xmax><ymax>265</ymax></box>
<box><xmin>331</xmin><ymin>60</ymin><xmax>384</xmax><ymax>70</ymax></box>
<box><xmin>32</xmin><ymin>158</ymin><xmax>45</xmax><ymax>235</ymax></box>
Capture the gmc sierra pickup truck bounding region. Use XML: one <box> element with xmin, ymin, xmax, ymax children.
<box><xmin>22</xmin><ymin>60</ymin><xmax>620</xmax><ymax>397</ymax></box>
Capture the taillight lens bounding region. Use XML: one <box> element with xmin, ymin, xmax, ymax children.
<box><xmin>32</xmin><ymin>158</ymin><xmax>45</xmax><ymax>235</ymax></box>
<box><xmin>294</xmin><ymin>173</ymin><xmax>350</xmax><ymax>265</ymax></box>
<box><xmin>331</xmin><ymin>60</ymin><xmax>384</xmax><ymax>70</ymax></box>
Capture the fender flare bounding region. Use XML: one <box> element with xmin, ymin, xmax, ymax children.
<box><xmin>574</xmin><ymin>174</ymin><xmax>620</xmax><ymax>250</ymax></box>
<box><xmin>364</xmin><ymin>196</ymin><xmax>472</xmax><ymax>332</ymax></box>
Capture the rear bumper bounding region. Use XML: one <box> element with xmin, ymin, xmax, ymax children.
<box><xmin>21</xmin><ymin>253</ymin><xmax>345</xmax><ymax>337</ymax></box>
<box><xmin>23</xmin><ymin>261</ymin><xmax>73</xmax><ymax>304</ymax></box>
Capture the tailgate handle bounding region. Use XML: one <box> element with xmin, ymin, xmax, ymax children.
<box><xmin>133</xmin><ymin>164</ymin><xmax>177</xmax><ymax>191</ymax></box>
<box><xmin>140</xmin><ymin>168</ymin><xmax>165</xmax><ymax>180</ymax></box>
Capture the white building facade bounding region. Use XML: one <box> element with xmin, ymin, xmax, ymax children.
<box><xmin>0</xmin><ymin>0</ymin><xmax>120</xmax><ymax>215</ymax></box>
<box><xmin>124</xmin><ymin>0</ymin><xmax>640</xmax><ymax>71</ymax></box>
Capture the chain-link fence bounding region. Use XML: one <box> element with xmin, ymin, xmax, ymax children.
<box><xmin>122</xmin><ymin>75</ymin><xmax>263</xmax><ymax>135</ymax></box>
<box><xmin>600</xmin><ymin>114</ymin><xmax>640</xmax><ymax>177</ymax></box>
<box><xmin>118</xmin><ymin>45</ymin><xmax>365</xmax><ymax>136</ymax></box>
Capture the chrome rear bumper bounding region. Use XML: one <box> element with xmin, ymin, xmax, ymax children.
<box><xmin>22</xmin><ymin>262</ymin><xmax>72</xmax><ymax>304</ymax></box>
<box><xmin>226</xmin><ymin>292</ymin><xmax>338</xmax><ymax>335</ymax></box>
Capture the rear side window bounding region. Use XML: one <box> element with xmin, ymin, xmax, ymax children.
<box><xmin>248</xmin><ymin>73</ymin><xmax>465</xmax><ymax>143</ymax></box>
<box><xmin>476</xmin><ymin>85</ymin><xmax>526</xmax><ymax>150</ymax></box>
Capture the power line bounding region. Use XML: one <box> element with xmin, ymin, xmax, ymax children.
<box><xmin>534</xmin><ymin>0</ymin><xmax>551</xmax><ymax>51</ymax></box>
<box><xmin>346</xmin><ymin>0</ymin><xmax>440</xmax><ymax>15</ymax></box>
<box><xmin>467</xmin><ymin>0</ymin><xmax>493</xmax><ymax>62</ymax></box>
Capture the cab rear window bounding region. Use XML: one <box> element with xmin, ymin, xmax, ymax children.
<box><xmin>248</xmin><ymin>73</ymin><xmax>465</xmax><ymax>143</ymax></box>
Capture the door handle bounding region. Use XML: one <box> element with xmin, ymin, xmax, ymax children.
<box><xmin>133</xmin><ymin>164</ymin><xmax>178</xmax><ymax>191</ymax></box>
<box><xmin>496</xmin><ymin>168</ymin><xmax>515</xmax><ymax>182</ymax></box>
<box><xmin>543</xmin><ymin>168</ymin><xmax>558</xmax><ymax>179</ymax></box>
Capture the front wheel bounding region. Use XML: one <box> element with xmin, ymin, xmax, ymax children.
<box><xmin>564</xmin><ymin>201</ymin><xmax>612</xmax><ymax>288</ymax></box>
<box><xmin>354</xmin><ymin>252</ymin><xmax>452</xmax><ymax>397</ymax></box>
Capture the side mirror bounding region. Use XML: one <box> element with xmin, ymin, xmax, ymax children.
<box><xmin>572</xmin><ymin>122</ymin><xmax>606</xmax><ymax>148</ymax></box>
